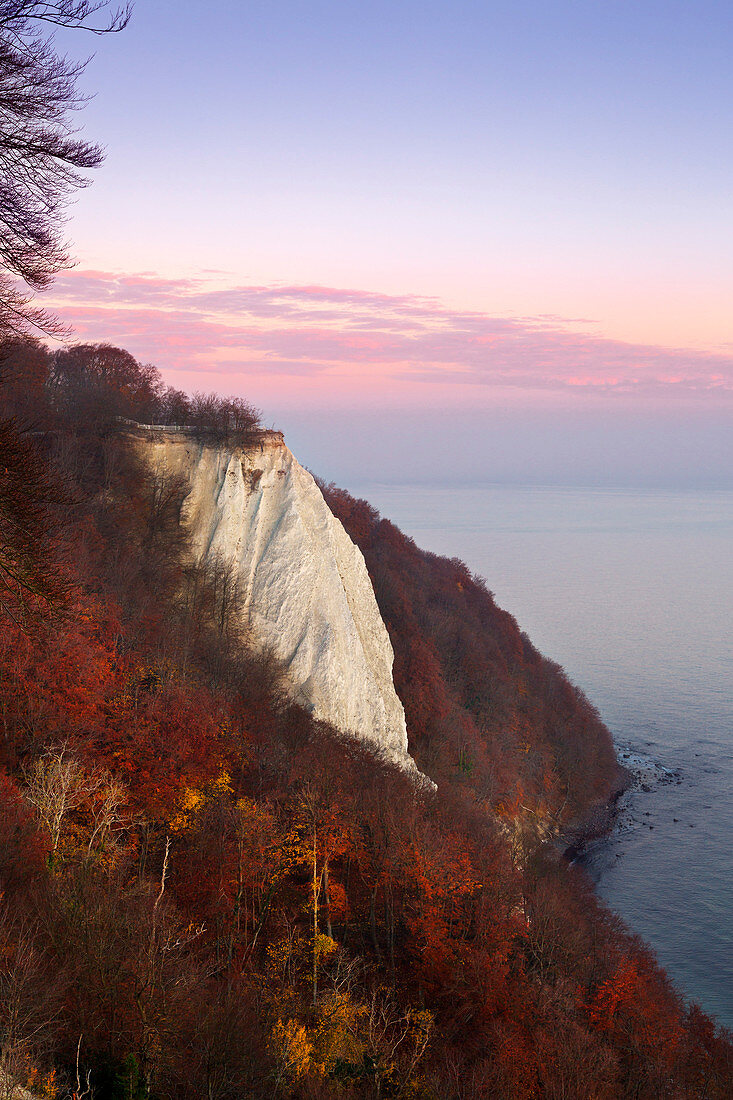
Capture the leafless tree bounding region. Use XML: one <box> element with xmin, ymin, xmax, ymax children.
<box><xmin>189</xmin><ymin>391</ymin><xmax>261</xmax><ymax>442</ymax></box>
<box><xmin>23</xmin><ymin>745</ymin><xmax>126</xmax><ymax>863</ymax></box>
<box><xmin>23</xmin><ymin>747</ymin><xmax>87</xmax><ymax>857</ymax></box>
<box><xmin>0</xmin><ymin>0</ymin><xmax>130</xmax><ymax>336</ymax></box>
<box><xmin>207</xmin><ymin>552</ymin><xmax>245</xmax><ymax>637</ymax></box>
<box><xmin>0</xmin><ymin>910</ymin><xmax>61</xmax><ymax>1100</ymax></box>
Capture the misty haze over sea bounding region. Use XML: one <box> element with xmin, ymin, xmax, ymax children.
<box><xmin>276</xmin><ymin>407</ymin><xmax>733</xmax><ymax>494</ymax></box>
<box><xmin>345</xmin><ymin>481</ymin><xmax>733</xmax><ymax>1029</ymax></box>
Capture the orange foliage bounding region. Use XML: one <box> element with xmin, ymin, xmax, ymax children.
<box><xmin>0</xmin><ymin>359</ymin><xmax>729</xmax><ymax>1098</ymax></box>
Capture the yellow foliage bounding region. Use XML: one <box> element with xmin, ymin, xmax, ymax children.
<box><xmin>235</xmin><ymin>795</ymin><xmax>277</xmax><ymax>838</ymax></box>
<box><xmin>271</xmin><ymin>1018</ymin><xmax>313</xmax><ymax>1081</ymax></box>
<box><xmin>24</xmin><ymin>1065</ymin><xmax>58</xmax><ymax>1098</ymax></box>
<box><xmin>266</xmin><ymin>931</ymin><xmax>309</xmax><ymax>983</ymax></box>
<box><xmin>208</xmin><ymin>768</ymin><xmax>232</xmax><ymax>796</ymax></box>
<box><xmin>168</xmin><ymin>786</ymin><xmax>204</xmax><ymax>834</ymax></box>
<box><xmin>314</xmin><ymin>932</ymin><xmax>337</xmax><ymax>962</ymax></box>
<box><xmin>266</xmin><ymin>937</ymin><xmax>293</xmax><ymax>974</ymax></box>
<box><xmin>265</xmin><ymin>982</ymin><xmax>434</xmax><ymax>1093</ymax></box>
<box><xmin>310</xmin><ymin>989</ymin><xmax>367</xmax><ymax>1076</ymax></box>
<box><xmin>409</xmin><ymin>1008</ymin><xmax>434</xmax><ymax>1045</ymax></box>
<box><xmin>169</xmin><ymin>768</ymin><xmax>232</xmax><ymax>833</ymax></box>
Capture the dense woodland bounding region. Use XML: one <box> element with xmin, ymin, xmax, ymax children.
<box><xmin>0</xmin><ymin>336</ymin><xmax>731</xmax><ymax>1099</ymax></box>
<box><xmin>321</xmin><ymin>484</ymin><xmax>620</xmax><ymax>829</ymax></box>
<box><xmin>1</xmin><ymin>4</ymin><xmax>731</xmax><ymax>1095</ymax></box>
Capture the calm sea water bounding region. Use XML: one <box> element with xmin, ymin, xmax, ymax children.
<box><xmin>348</xmin><ymin>482</ymin><xmax>733</xmax><ymax>1030</ymax></box>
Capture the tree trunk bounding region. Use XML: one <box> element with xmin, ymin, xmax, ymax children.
<box><xmin>324</xmin><ymin>857</ymin><xmax>333</xmax><ymax>939</ymax></box>
<box><xmin>312</xmin><ymin>818</ymin><xmax>318</xmax><ymax>1006</ymax></box>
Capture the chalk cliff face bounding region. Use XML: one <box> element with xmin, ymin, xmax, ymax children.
<box><xmin>136</xmin><ymin>428</ymin><xmax>417</xmax><ymax>771</ymax></box>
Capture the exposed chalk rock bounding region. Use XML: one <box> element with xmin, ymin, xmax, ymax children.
<box><xmin>133</xmin><ymin>427</ymin><xmax>420</xmax><ymax>773</ymax></box>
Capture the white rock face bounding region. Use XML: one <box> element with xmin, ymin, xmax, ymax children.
<box><xmin>136</xmin><ymin>428</ymin><xmax>417</xmax><ymax>771</ymax></box>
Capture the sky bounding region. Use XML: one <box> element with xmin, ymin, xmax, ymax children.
<box><xmin>42</xmin><ymin>0</ymin><xmax>733</xmax><ymax>487</ymax></box>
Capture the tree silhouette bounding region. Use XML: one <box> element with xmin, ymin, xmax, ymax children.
<box><xmin>0</xmin><ymin>0</ymin><xmax>130</xmax><ymax>336</ymax></box>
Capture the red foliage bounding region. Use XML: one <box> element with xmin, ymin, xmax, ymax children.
<box><xmin>0</xmin><ymin>771</ymin><xmax>49</xmax><ymax>889</ymax></box>
<box><xmin>0</xmin><ymin>366</ymin><xmax>729</xmax><ymax>1097</ymax></box>
<box><xmin>323</xmin><ymin>481</ymin><xmax>621</xmax><ymax>821</ymax></box>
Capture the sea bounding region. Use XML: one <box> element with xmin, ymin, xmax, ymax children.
<box><xmin>347</xmin><ymin>482</ymin><xmax>733</xmax><ymax>1031</ymax></box>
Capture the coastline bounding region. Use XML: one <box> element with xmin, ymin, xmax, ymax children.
<box><xmin>560</xmin><ymin>766</ymin><xmax>632</xmax><ymax>862</ymax></box>
<box><xmin>561</xmin><ymin>744</ymin><xmax>682</xmax><ymax>861</ymax></box>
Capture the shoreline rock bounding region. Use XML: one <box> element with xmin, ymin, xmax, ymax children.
<box><xmin>560</xmin><ymin>765</ymin><xmax>633</xmax><ymax>861</ymax></box>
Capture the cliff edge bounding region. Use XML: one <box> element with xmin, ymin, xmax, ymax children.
<box><xmin>133</xmin><ymin>426</ymin><xmax>418</xmax><ymax>773</ymax></box>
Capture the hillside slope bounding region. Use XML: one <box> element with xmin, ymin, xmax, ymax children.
<box><xmin>323</xmin><ymin>484</ymin><xmax>622</xmax><ymax>827</ymax></box>
<box><xmin>0</xmin><ymin>337</ymin><xmax>731</xmax><ymax>1099</ymax></box>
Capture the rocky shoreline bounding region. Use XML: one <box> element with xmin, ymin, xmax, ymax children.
<box><xmin>560</xmin><ymin>777</ymin><xmax>631</xmax><ymax>862</ymax></box>
<box><xmin>561</xmin><ymin>744</ymin><xmax>683</xmax><ymax>861</ymax></box>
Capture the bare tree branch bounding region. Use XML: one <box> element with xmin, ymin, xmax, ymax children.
<box><xmin>0</xmin><ymin>0</ymin><xmax>131</xmax><ymax>336</ymax></box>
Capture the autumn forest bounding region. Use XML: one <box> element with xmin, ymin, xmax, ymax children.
<box><xmin>0</xmin><ymin>337</ymin><xmax>731</xmax><ymax>1099</ymax></box>
<box><xmin>1</xmin><ymin>2</ymin><xmax>732</xmax><ymax>1097</ymax></box>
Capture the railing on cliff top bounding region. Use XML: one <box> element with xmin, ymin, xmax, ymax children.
<box><xmin>115</xmin><ymin>417</ymin><xmax>284</xmax><ymax>445</ymax></box>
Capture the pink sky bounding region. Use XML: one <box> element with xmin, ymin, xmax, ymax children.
<box><xmin>36</xmin><ymin>0</ymin><xmax>732</xmax><ymax>490</ymax></box>
<box><xmin>45</xmin><ymin>269</ymin><xmax>733</xmax><ymax>414</ymax></box>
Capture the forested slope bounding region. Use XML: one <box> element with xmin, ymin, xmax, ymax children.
<box><xmin>0</xmin><ymin>338</ymin><xmax>731</xmax><ymax>1099</ymax></box>
<box><xmin>322</xmin><ymin>485</ymin><xmax>622</xmax><ymax>829</ymax></box>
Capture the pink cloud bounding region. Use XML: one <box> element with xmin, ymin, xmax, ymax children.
<box><xmin>41</xmin><ymin>269</ymin><xmax>733</xmax><ymax>399</ymax></box>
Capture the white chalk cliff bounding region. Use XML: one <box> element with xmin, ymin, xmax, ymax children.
<box><xmin>136</xmin><ymin>427</ymin><xmax>418</xmax><ymax>772</ymax></box>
